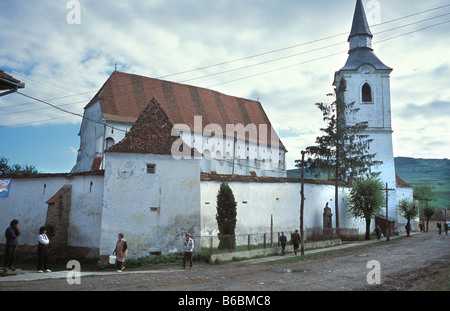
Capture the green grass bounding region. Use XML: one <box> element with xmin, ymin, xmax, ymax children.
<box><xmin>418</xmin><ymin>267</ymin><xmax>450</xmax><ymax>291</ymax></box>
<box><xmin>395</xmin><ymin>157</ymin><xmax>450</xmax><ymax>209</ymax></box>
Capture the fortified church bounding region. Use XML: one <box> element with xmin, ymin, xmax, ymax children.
<box><xmin>1</xmin><ymin>1</ymin><xmax>413</xmax><ymax>260</ymax></box>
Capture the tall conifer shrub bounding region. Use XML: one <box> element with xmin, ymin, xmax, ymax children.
<box><xmin>216</xmin><ymin>182</ymin><xmax>237</xmax><ymax>250</ymax></box>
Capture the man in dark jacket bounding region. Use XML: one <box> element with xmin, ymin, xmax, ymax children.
<box><xmin>291</xmin><ymin>230</ymin><xmax>301</xmax><ymax>255</ymax></box>
<box><xmin>279</xmin><ymin>232</ymin><xmax>287</xmax><ymax>256</ymax></box>
<box><xmin>4</xmin><ymin>219</ymin><xmax>20</xmax><ymax>272</ymax></box>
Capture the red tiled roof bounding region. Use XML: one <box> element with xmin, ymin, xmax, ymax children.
<box><xmin>396</xmin><ymin>173</ymin><xmax>412</xmax><ymax>188</ymax></box>
<box><xmin>91</xmin><ymin>157</ymin><xmax>103</xmax><ymax>171</ymax></box>
<box><xmin>106</xmin><ymin>97</ymin><xmax>202</xmax><ymax>156</ymax></box>
<box><xmin>87</xmin><ymin>71</ymin><xmax>284</xmax><ymax>149</ymax></box>
<box><xmin>200</xmin><ymin>172</ymin><xmax>341</xmax><ymax>186</ymax></box>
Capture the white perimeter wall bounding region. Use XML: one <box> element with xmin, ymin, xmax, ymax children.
<box><xmin>200</xmin><ymin>180</ymin><xmax>368</xmax><ymax>245</ymax></box>
<box><xmin>0</xmin><ymin>174</ymin><xmax>103</xmax><ymax>249</ymax></box>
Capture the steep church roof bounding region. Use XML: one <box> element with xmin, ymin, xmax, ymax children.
<box><xmin>348</xmin><ymin>0</ymin><xmax>373</xmax><ymax>40</ymax></box>
<box><xmin>86</xmin><ymin>71</ymin><xmax>284</xmax><ymax>149</ymax></box>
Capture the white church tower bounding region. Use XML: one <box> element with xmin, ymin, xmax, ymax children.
<box><xmin>334</xmin><ymin>0</ymin><xmax>398</xmax><ymax>224</ymax></box>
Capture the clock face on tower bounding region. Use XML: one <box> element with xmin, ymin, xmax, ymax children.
<box><xmin>359</xmin><ymin>65</ymin><xmax>374</xmax><ymax>77</ymax></box>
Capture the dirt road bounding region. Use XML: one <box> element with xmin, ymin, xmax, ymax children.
<box><xmin>1</xmin><ymin>232</ymin><xmax>448</xmax><ymax>291</ymax></box>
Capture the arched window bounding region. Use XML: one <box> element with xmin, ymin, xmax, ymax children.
<box><xmin>105</xmin><ymin>137</ymin><xmax>115</xmax><ymax>149</ymax></box>
<box><xmin>361</xmin><ymin>83</ymin><xmax>372</xmax><ymax>103</ymax></box>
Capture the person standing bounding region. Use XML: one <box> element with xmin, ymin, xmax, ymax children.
<box><xmin>279</xmin><ymin>232</ymin><xmax>287</xmax><ymax>256</ymax></box>
<box><xmin>3</xmin><ymin>219</ymin><xmax>20</xmax><ymax>272</ymax></box>
<box><xmin>291</xmin><ymin>229</ymin><xmax>301</xmax><ymax>255</ymax></box>
<box><xmin>437</xmin><ymin>222</ymin><xmax>442</xmax><ymax>235</ymax></box>
<box><xmin>37</xmin><ymin>226</ymin><xmax>51</xmax><ymax>273</ymax></box>
<box><xmin>183</xmin><ymin>233</ymin><xmax>194</xmax><ymax>269</ymax></box>
<box><xmin>444</xmin><ymin>222</ymin><xmax>449</xmax><ymax>236</ymax></box>
<box><xmin>113</xmin><ymin>233</ymin><xmax>128</xmax><ymax>273</ymax></box>
<box><xmin>375</xmin><ymin>226</ymin><xmax>382</xmax><ymax>240</ymax></box>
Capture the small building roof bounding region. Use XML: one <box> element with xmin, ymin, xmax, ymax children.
<box><xmin>106</xmin><ymin>97</ymin><xmax>201</xmax><ymax>156</ymax></box>
<box><xmin>0</xmin><ymin>69</ymin><xmax>25</xmax><ymax>92</ymax></box>
<box><xmin>396</xmin><ymin>173</ymin><xmax>412</xmax><ymax>188</ymax></box>
<box><xmin>45</xmin><ymin>185</ymin><xmax>71</xmax><ymax>204</ymax></box>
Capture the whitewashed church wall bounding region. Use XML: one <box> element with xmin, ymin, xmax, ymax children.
<box><xmin>177</xmin><ymin>130</ymin><xmax>286</xmax><ymax>178</ymax></box>
<box><xmin>101</xmin><ymin>152</ymin><xmax>201</xmax><ymax>258</ymax></box>
<box><xmin>0</xmin><ymin>175</ymin><xmax>104</xmax><ymax>249</ymax></box>
<box><xmin>71</xmin><ymin>101</ymin><xmax>103</xmax><ymax>173</ymax></box>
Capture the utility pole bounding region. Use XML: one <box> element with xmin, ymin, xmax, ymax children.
<box><xmin>300</xmin><ymin>150</ymin><xmax>306</xmax><ymax>256</ymax></box>
<box><xmin>382</xmin><ymin>183</ymin><xmax>395</xmax><ymax>241</ymax></box>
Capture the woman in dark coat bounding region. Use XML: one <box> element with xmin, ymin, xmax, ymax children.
<box><xmin>3</xmin><ymin>219</ymin><xmax>20</xmax><ymax>272</ymax></box>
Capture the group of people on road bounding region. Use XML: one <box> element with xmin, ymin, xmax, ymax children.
<box><xmin>3</xmin><ymin>219</ymin><xmax>51</xmax><ymax>273</ymax></box>
<box><xmin>3</xmin><ymin>220</ymin><xmax>194</xmax><ymax>274</ymax></box>
<box><xmin>278</xmin><ymin>230</ymin><xmax>301</xmax><ymax>256</ymax></box>
<box><xmin>111</xmin><ymin>232</ymin><xmax>194</xmax><ymax>272</ymax></box>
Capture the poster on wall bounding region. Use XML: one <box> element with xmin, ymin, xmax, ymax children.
<box><xmin>0</xmin><ymin>178</ymin><xmax>12</xmax><ymax>198</ymax></box>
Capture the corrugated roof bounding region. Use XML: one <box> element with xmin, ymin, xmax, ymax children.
<box><xmin>87</xmin><ymin>71</ymin><xmax>284</xmax><ymax>149</ymax></box>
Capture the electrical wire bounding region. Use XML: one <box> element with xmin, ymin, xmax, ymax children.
<box><xmin>15</xmin><ymin>91</ymin><xmax>128</xmax><ymax>133</ymax></box>
<box><xmin>4</xmin><ymin>2</ymin><xmax>449</xmax><ymax>114</ymax></box>
<box><xmin>1</xmin><ymin>4</ymin><xmax>449</xmax><ymax>126</ymax></box>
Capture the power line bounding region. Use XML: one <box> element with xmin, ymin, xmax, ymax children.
<box><xmin>4</xmin><ymin>17</ymin><xmax>448</xmax><ymax>127</ymax></box>
<box><xmin>2</xmin><ymin>5</ymin><xmax>449</xmax><ymax>125</ymax></box>
<box><xmin>206</xmin><ymin>19</ymin><xmax>450</xmax><ymax>89</ymax></box>
<box><xmin>5</xmin><ymin>2</ymin><xmax>449</xmax><ymax>110</ymax></box>
<box><xmin>157</xmin><ymin>4</ymin><xmax>450</xmax><ymax>80</ymax></box>
<box><xmin>0</xmin><ymin>99</ymin><xmax>87</xmax><ymax>116</ymax></box>
<box><xmin>15</xmin><ymin>91</ymin><xmax>128</xmax><ymax>133</ymax></box>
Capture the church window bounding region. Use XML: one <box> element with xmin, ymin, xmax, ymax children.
<box><xmin>105</xmin><ymin>137</ymin><xmax>115</xmax><ymax>149</ymax></box>
<box><xmin>361</xmin><ymin>83</ymin><xmax>372</xmax><ymax>103</ymax></box>
<box><xmin>147</xmin><ymin>164</ymin><xmax>156</xmax><ymax>174</ymax></box>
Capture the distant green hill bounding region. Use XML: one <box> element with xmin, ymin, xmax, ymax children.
<box><xmin>287</xmin><ymin>157</ymin><xmax>450</xmax><ymax>209</ymax></box>
<box><xmin>394</xmin><ymin>157</ymin><xmax>450</xmax><ymax>209</ymax></box>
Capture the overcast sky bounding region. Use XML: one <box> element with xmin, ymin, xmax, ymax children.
<box><xmin>0</xmin><ymin>0</ymin><xmax>449</xmax><ymax>173</ymax></box>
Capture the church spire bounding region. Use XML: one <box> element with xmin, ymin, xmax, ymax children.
<box><xmin>348</xmin><ymin>0</ymin><xmax>373</xmax><ymax>51</ymax></box>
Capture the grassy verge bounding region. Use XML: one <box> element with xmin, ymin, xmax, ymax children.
<box><xmin>416</xmin><ymin>267</ymin><xmax>450</xmax><ymax>291</ymax></box>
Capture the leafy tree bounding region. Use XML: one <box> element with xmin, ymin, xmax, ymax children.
<box><xmin>301</xmin><ymin>77</ymin><xmax>381</xmax><ymax>227</ymax></box>
<box><xmin>216</xmin><ymin>182</ymin><xmax>237</xmax><ymax>250</ymax></box>
<box><xmin>397</xmin><ymin>199</ymin><xmax>419</xmax><ymax>237</ymax></box>
<box><xmin>0</xmin><ymin>156</ymin><xmax>38</xmax><ymax>175</ymax></box>
<box><xmin>422</xmin><ymin>205</ymin><xmax>436</xmax><ymax>232</ymax></box>
<box><xmin>413</xmin><ymin>184</ymin><xmax>437</xmax><ymax>211</ymax></box>
<box><xmin>348</xmin><ymin>178</ymin><xmax>384</xmax><ymax>240</ymax></box>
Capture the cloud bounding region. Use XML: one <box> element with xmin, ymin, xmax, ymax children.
<box><xmin>396</xmin><ymin>100</ymin><xmax>450</xmax><ymax>119</ymax></box>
